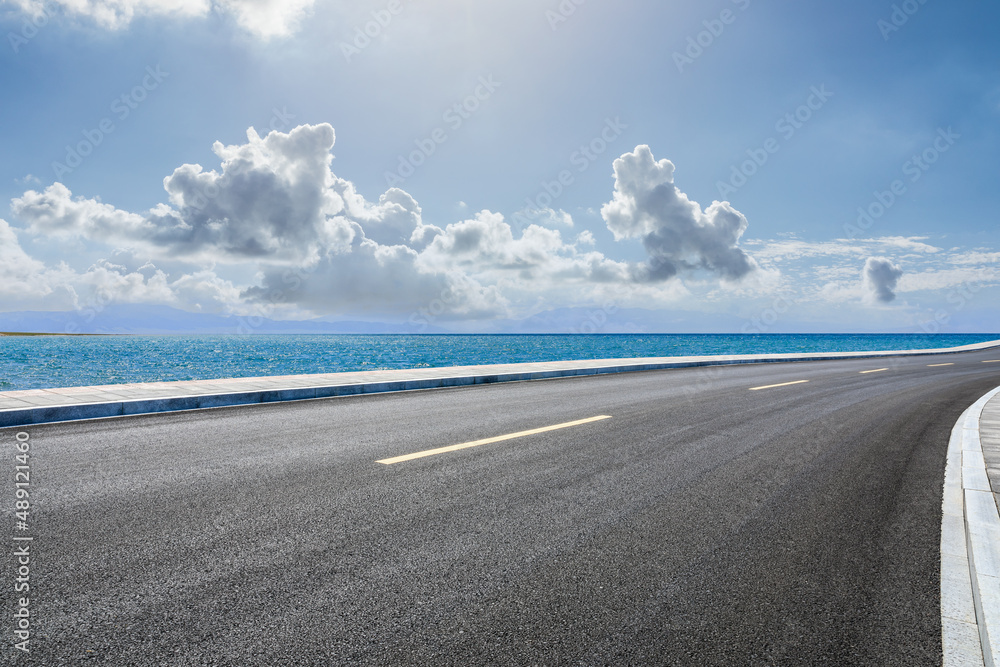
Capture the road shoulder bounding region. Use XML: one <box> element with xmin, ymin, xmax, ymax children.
<box><xmin>942</xmin><ymin>386</ymin><xmax>1000</xmax><ymax>666</ymax></box>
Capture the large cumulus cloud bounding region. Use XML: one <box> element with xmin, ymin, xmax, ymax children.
<box><xmin>12</xmin><ymin>124</ymin><xmax>511</xmax><ymax>320</ymax></box>
<box><xmin>601</xmin><ymin>145</ymin><xmax>757</xmax><ymax>282</ymax></box>
<box><xmin>14</xmin><ymin>125</ymin><xmax>432</xmax><ymax>266</ymax></box>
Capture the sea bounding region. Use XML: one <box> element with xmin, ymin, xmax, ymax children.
<box><xmin>0</xmin><ymin>333</ymin><xmax>997</xmax><ymax>391</ymax></box>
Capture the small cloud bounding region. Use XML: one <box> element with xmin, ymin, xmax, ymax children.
<box><xmin>528</xmin><ymin>208</ymin><xmax>573</xmax><ymax>227</ymax></box>
<box><xmin>862</xmin><ymin>256</ymin><xmax>903</xmax><ymax>304</ymax></box>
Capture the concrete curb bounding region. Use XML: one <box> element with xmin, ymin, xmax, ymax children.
<box><xmin>942</xmin><ymin>385</ymin><xmax>1000</xmax><ymax>667</ymax></box>
<box><xmin>1</xmin><ymin>339</ymin><xmax>999</xmax><ymax>429</ymax></box>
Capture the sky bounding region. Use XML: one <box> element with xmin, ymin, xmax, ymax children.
<box><xmin>0</xmin><ymin>0</ymin><xmax>998</xmax><ymax>333</ymax></box>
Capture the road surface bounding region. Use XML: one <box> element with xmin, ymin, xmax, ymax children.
<box><xmin>3</xmin><ymin>349</ymin><xmax>1000</xmax><ymax>665</ymax></box>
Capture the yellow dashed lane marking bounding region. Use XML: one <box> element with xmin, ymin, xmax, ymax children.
<box><xmin>749</xmin><ymin>380</ymin><xmax>809</xmax><ymax>391</ymax></box>
<box><xmin>376</xmin><ymin>415</ymin><xmax>613</xmax><ymax>465</ymax></box>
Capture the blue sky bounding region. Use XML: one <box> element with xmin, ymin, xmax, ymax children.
<box><xmin>1</xmin><ymin>0</ymin><xmax>997</xmax><ymax>333</ymax></box>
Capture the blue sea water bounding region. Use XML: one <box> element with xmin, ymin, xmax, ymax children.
<box><xmin>0</xmin><ymin>333</ymin><xmax>997</xmax><ymax>391</ymax></box>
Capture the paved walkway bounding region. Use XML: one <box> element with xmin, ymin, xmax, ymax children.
<box><xmin>983</xmin><ymin>393</ymin><xmax>1000</xmax><ymax>517</ymax></box>
<box><xmin>2</xmin><ymin>340</ymin><xmax>999</xmax><ymax>428</ymax></box>
<box><xmin>982</xmin><ymin>392</ymin><xmax>1000</xmax><ymax>663</ymax></box>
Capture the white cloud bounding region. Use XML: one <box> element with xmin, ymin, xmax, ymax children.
<box><xmin>509</xmin><ymin>207</ymin><xmax>574</xmax><ymax>231</ymax></box>
<box><xmin>418</xmin><ymin>211</ymin><xmax>633</xmax><ymax>294</ymax></box>
<box><xmin>0</xmin><ymin>220</ymin><xmax>239</xmax><ymax>313</ymax></box>
<box><xmin>8</xmin><ymin>0</ymin><xmax>314</xmax><ymax>39</ymax></box>
<box><xmin>601</xmin><ymin>145</ymin><xmax>757</xmax><ymax>282</ymax></box>
<box><xmin>0</xmin><ymin>219</ymin><xmax>55</xmax><ymax>301</ymax></box>
<box><xmin>216</xmin><ymin>0</ymin><xmax>314</xmax><ymax>38</ymax></box>
<box><xmin>12</xmin><ymin>183</ymin><xmax>153</xmax><ymax>242</ymax></box>
<box><xmin>870</xmin><ymin>236</ymin><xmax>940</xmax><ymax>254</ymax></box>
<box><xmin>76</xmin><ymin>258</ymin><xmax>175</xmax><ymax>304</ymax></box>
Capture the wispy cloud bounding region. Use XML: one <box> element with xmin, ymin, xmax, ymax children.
<box><xmin>7</xmin><ymin>0</ymin><xmax>315</xmax><ymax>38</ymax></box>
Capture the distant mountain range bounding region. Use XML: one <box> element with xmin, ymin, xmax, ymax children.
<box><xmin>0</xmin><ymin>303</ymin><xmax>887</xmax><ymax>335</ymax></box>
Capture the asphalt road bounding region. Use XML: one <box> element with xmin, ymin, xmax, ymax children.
<box><xmin>3</xmin><ymin>349</ymin><xmax>1000</xmax><ymax>665</ymax></box>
